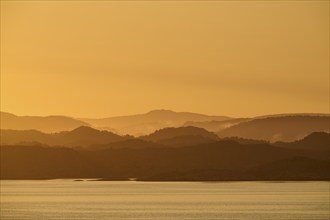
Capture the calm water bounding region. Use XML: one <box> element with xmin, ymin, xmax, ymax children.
<box><xmin>0</xmin><ymin>180</ymin><xmax>329</xmax><ymax>220</ymax></box>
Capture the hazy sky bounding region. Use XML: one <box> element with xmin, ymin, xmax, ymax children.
<box><xmin>1</xmin><ymin>1</ymin><xmax>329</xmax><ymax>118</ymax></box>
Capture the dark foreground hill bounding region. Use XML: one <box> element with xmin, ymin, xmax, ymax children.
<box><xmin>140</xmin><ymin>157</ymin><xmax>329</xmax><ymax>181</ymax></box>
<box><xmin>1</xmin><ymin>133</ymin><xmax>329</xmax><ymax>180</ymax></box>
<box><xmin>0</xmin><ymin>146</ymin><xmax>85</xmax><ymax>179</ymax></box>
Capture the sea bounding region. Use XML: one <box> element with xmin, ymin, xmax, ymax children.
<box><xmin>0</xmin><ymin>180</ymin><xmax>329</xmax><ymax>220</ymax></box>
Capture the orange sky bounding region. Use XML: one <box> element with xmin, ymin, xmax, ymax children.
<box><xmin>1</xmin><ymin>1</ymin><xmax>329</xmax><ymax>118</ymax></box>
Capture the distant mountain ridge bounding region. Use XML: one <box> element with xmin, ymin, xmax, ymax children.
<box><xmin>0</xmin><ymin>112</ymin><xmax>89</xmax><ymax>133</ymax></box>
<box><xmin>184</xmin><ymin>118</ymin><xmax>250</xmax><ymax>132</ymax></box>
<box><xmin>79</xmin><ymin>109</ymin><xmax>232</xmax><ymax>136</ymax></box>
<box><xmin>1</xmin><ymin>110</ymin><xmax>329</xmax><ymax>181</ymax></box>
<box><xmin>1</xmin><ymin>126</ymin><xmax>126</xmax><ymax>147</ymax></box>
<box><xmin>2</xmin><ymin>111</ymin><xmax>329</xmax><ymax>141</ymax></box>
<box><xmin>218</xmin><ymin>115</ymin><xmax>330</xmax><ymax>142</ymax></box>
<box><xmin>274</xmin><ymin>132</ymin><xmax>330</xmax><ymax>151</ymax></box>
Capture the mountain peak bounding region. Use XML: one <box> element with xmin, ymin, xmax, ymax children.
<box><xmin>70</xmin><ymin>126</ymin><xmax>99</xmax><ymax>134</ymax></box>
<box><xmin>146</xmin><ymin>109</ymin><xmax>175</xmax><ymax>115</ymax></box>
<box><xmin>141</xmin><ymin>126</ymin><xmax>219</xmax><ymax>142</ymax></box>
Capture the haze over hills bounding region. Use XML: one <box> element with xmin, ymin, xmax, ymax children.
<box><xmin>1</xmin><ymin>109</ymin><xmax>329</xmax><ymax>181</ymax></box>
<box><xmin>184</xmin><ymin>118</ymin><xmax>250</xmax><ymax>132</ymax></box>
<box><xmin>2</xmin><ymin>111</ymin><xmax>329</xmax><ymax>140</ymax></box>
<box><xmin>218</xmin><ymin>115</ymin><xmax>330</xmax><ymax>142</ymax></box>
<box><xmin>79</xmin><ymin>109</ymin><xmax>232</xmax><ymax>136</ymax></box>
<box><xmin>0</xmin><ymin>126</ymin><xmax>219</xmax><ymax>148</ymax></box>
<box><xmin>0</xmin><ymin>112</ymin><xmax>90</xmax><ymax>133</ymax></box>
<box><xmin>1</xmin><ymin>0</ymin><xmax>328</xmax><ymax>188</ymax></box>
<box><xmin>1</xmin><ymin>110</ymin><xmax>329</xmax><ymax>144</ymax></box>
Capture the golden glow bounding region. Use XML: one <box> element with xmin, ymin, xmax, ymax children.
<box><xmin>1</xmin><ymin>1</ymin><xmax>329</xmax><ymax>117</ymax></box>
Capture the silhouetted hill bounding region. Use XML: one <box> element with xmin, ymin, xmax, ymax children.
<box><xmin>1</xmin><ymin>126</ymin><xmax>126</xmax><ymax>147</ymax></box>
<box><xmin>1</xmin><ymin>112</ymin><xmax>89</xmax><ymax>133</ymax></box>
<box><xmin>1</xmin><ymin>129</ymin><xmax>51</xmax><ymax>145</ymax></box>
<box><xmin>139</xmin><ymin>169</ymin><xmax>243</xmax><ymax>181</ymax></box>
<box><xmin>274</xmin><ymin>132</ymin><xmax>330</xmax><ymax>151</ymax></box>
<box><xmin>70</xmin><ymin>141</ymin><xmax>308</xmax><ymax>178</ymax></box>
<box><xmin>218</xmin><ymin>115</ymin><xmax>330</xmax><ymax>142</ymax></box>
<box><xmin>157</xmin><ymin>135</ymin><xmax>218</xmax><ymax>147</ymax></box>
<box><xmin>184</xmin><ymin>118</ymin><xmax>250</xmax><ymax>132</ymax></box>
<box><xmin>140</xmin><ymin>126</ymin><xmax>219</xmax><ymax>142</ymax></box>
<box><xmin>1</xmin><ymin>138</ymin><xmax>329</xmax><ymax>180</ymax></box>
<box><xmin>79</xmin><ymin>109</ymin><xmax>231</xmax><ymax>136</ymax></box>
<box><xmin>140</xmin><ymin>157</ymin><xmax>330</xmax><ymax>181</ymax></box>
<box><xmin>0</xmin><ymin>145</ymin><xmax>86</xmax><ymax>179</ymax></box>
<box><xmin>247</xmin><ymin>157</ymin><xmax>330</xmax><ymax>180</ymax></box>
<box><xmin>221</xmin><ymin>137</ymin><xmax>268</xmax><ymax>145</ymax></box>
<box><xmin>137</xmin><ymin>140</ymin><xmax>326</xmax><ymax>177</ymax></box>
<box><xmin>86</xmin><ymin>139</ymin><xmax>164</xmax><ymax>150</ymax></box>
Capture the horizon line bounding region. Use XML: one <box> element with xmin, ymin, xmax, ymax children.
<box><xmin>1</xmin><ymin>109</ymin><xmax>329</xmax><ymax>120</ymax></box>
